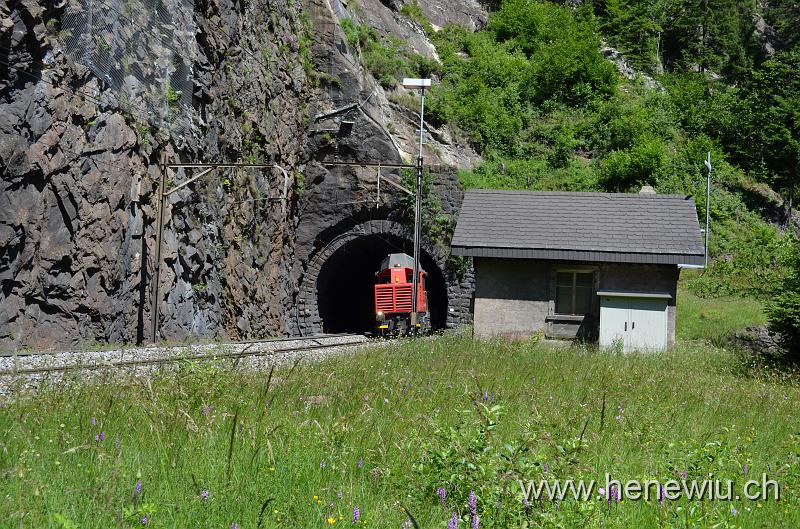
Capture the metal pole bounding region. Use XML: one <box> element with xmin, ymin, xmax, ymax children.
<box><xmin>704</xmin><ymin>151</ymin><xmax>711</xmax><ymax>269</ymax></box>
<box><xmin>411</xmin><ymin>88</ymin><xmax>425</xmax><ymax>329</ymax></box>
<box><xmin>150</xmin><ymin>152</ymin><xmax>166</xmax><ymax>344</ymax></box>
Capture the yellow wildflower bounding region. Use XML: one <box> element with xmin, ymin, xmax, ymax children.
<box><xmin>327</xmin><ymin>516</ymin><xmax>337</xmax><ymax>525</ymax></box>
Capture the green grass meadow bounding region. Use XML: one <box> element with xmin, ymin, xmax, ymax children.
<box><xmin>676</xmin><ymin>287</ymin><xmax>767</xmax><ymax>346</ymax></box>
<box><xmin>2</xmin><ymin>323</ymin><xmax>800</xmax><ymax>528</ymax></box>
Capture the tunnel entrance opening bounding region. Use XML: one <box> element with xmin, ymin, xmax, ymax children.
<box><xmin>315</xmin><ymin>233</ymin><xmax>448</xmax><ymax>334</ymax></box>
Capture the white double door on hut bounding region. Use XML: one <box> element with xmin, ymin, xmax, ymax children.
<box><xmin>598</xmin><ymin>292</ymin><xmax>669</xmax><ymax>352</ymax></box>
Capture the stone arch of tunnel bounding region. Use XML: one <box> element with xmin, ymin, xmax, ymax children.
<box><xmin>294</xmin><ymin>220</ymin><xmax>455</xmax><ymax>335</ymax></box>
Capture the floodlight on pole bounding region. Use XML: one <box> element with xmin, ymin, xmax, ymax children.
<box><xmin>402</xmin><ymin>78</ymin><xmax>432</xmax><ymax>89</ymax></box>
<box><xmin>402</xmin><ymin>78</ymin><xmax>432</xmax><ymax>331</ymax></box>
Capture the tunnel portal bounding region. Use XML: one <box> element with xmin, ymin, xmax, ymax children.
<box><xmin>315</xmin><ymin>233</ymin><xmax>448</xmax><ymax>334</ymax></box>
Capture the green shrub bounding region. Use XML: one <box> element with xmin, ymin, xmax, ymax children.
<box><xmin>767</xmin><ymin>241</ymin><xmax>800</xmax><ymax>357</ymax></box>
<box><xmin>598</xmin><ymin>137</ymin><xmax>666</xmax><ymax>191</ymax></box>
<box><xmin>342</xmin><ymin>18</ymin><xmax>441</xmax><ymax>89</ymax></box>
<box><xmin>459</xmin><ymin>156</ymin><xmax>599</xmax><ymax>191</ymax></box>
<box><xmin>399</xmin><ymin>1</ymin><xmax>434</xmax><ymax>35</ymax></box>
<box><xmin>426</xmin><ymin>1</ymin><xmax>617</xmax><ymax>155</ymax></box>
<box><xmin>687</xmin><ymin>214</ymin><xmax>793</xmax><ymax>298</ymax></box>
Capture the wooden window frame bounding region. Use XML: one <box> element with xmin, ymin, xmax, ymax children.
<box><xmin>555</xmin><ymin>270</ymin><xmax>594</xmax><ymax>316</ymax></box>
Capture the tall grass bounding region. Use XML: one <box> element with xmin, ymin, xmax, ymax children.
<box><xmin>1</xmin><ymin>335</ymin><xmax>798</xmax><ymax>528</ymax></box>
<box><xmin>676</xmin><ymin>286</ymin><xmax>766</xmax><ymax>345</ymax></box>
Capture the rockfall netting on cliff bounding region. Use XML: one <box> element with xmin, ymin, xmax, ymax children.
<box><xmin>61</xmin><ymin>0</ymin><xmax>196</xmax><ymax>133</ymax></box>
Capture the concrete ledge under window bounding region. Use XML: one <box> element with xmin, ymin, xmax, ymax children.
<box><xmin>546</xmin><ymin>314</ymin><xmax>592</xmax><ymax>340</ymax></box>
<box><xmin>546</xmin><ymin>314</ymin><xmax>586</xmax><ymax>322</ymax></box>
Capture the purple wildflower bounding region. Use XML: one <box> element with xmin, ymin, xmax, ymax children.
<box><xmin>448</xmin><ymin>512</ymin><xmax>458</xmax><ymax>529</ymax></box>
<box><xmin>91</xmin><ymin>416</ymin><xmax>97</xmax><ymax>427</ymax></box>
<box><xmin>437</xmin><ymin>487</ymin><xmax>446</xmax><ymax>506</ymax></box>
<box><xmin>471</xmin><ymin>515</ymin><xmax>479</xmax><ymax>529</ymax></box>
<box><xmin>95</xmin><ymin>431</ymin><xmax>105</xmax><ymax>442</ymax></box>
<box><xmin>680</xmin><ymin>469</ymin><xmax>687</xmax><ymax>480</ymax></box>
<box><xmin>614</xmin><ymin>406</ymin><xmax>624</xmax><ymax>421</ymax></box>
<box><xmin>140</xmin><ymin>516</ymin><xmax>148</xmax><ymax>525</ymax></box>
<box><xmin>231</xmin><ymin>523</ymin><xmax>239</xmax><ymax>529</ymax></box>
<box><xmin>402</xmin><ymin>522</ymin><xmax>411</xmax><ymax>529</ymax></box>
<box><xmin>468</xmin><ymin>490</ymin><xmax>477</xmax><ymax>515</ymax></box>
<box><xmin>543</xmin><ymin>462</ymin><xmax>549</xmax><ymax>474</ymax></box>
<box><xmin>523</xmin><ymin>494</ymin><xmax>530</xmax><ymax>512</ymax></box>
<box><xmin>338</xmin><ymin>490</ymin><xmax>343</xmax><ymax>499</ymax></box>
<box><xmin>353</xmin><ymin>506</ymin><xmax>360</xmax><ymax>524</ymax></box>
<box><xmin>743</xmin><ymin>464</ymin><xmax>749</xmax><ymax>475</ymax></box>
<box><xmin>200</xmin><ymin>489</ymin><xmax>209</xmax><ymax>501</ymax></box>
<box><xmin>731</xmin><ymin>505</ymin><xmax>738</xmax><ymax>516</ymax></box>
<box><xmin>607</xmin><ymin>484</ymin><xmax>620</xmax><ymax>505</ymax></box>
<box><xmin>320</xmin><ymin>460</ymin><xmax>327</xmax><ymax>469</ymax></box>
<box><xmin>482</xmin><ymin>391</ymin><xmax>489</xmax><ymax>402</ymax></box>
<box><xmin>357</xmin><ymin>458</ymin><xmax>363</xmax><ymax>469</ymax></box>
<box><xmin>134</xmin><ymin>480</ymin><xmax>142</xmax><ymax>496</ymax></box>
<box><xmin>114</xmin><ymin>437</ymin><xmax>121</xmax><ymax>451</ymax></box>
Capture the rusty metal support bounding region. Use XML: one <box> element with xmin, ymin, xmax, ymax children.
<box><xmin>163</xmin><ymin>167</ymin><xmax>213</xmax><ymax>196</ymax></box>
<box><xmin>324</xmin><ymin>161</ymin><xmax>413</xmax><ymax>195</ymax></box>
<box><xmin>148</xmin><ymin>161</ymin><xmax>291</xmax><ymax>344</ymax></box>
<box><xmin>150</xmin><ymin>152</ymin><xmax>166</xmax><ymax>344</ymax></box>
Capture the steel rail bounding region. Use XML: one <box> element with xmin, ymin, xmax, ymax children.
<box><xmin>0</xmin><ymin>333</ymin><xmax>361</xmax><ymax>358</ymax></box>
<box><xmin>0</xmin><ymin>337</ymin><xmax>367</xmax><ymax>376</ymax></box>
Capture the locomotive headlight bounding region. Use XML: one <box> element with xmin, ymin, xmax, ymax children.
<box><xmin>376</xmin><ymin>311</ymin><xmax>385</xmax><ymax>322</ymax></box>
<box><xmin>377</xmin><ymin>311</ymin><xmax>383</xmax><ymax>316</ymax></box>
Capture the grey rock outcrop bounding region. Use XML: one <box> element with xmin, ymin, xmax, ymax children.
<box><xmin>1</xmin><ymin>0</ymin><xmax>312</xmax><ymax>349</ymax></box>
<box><xmin>732</xmin><ymin>325</ymin><xmax>784</xmax><ymax>357</ymax></box>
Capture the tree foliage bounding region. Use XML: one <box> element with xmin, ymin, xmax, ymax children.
<box><xmin>767</xmin><ymin>240</ymin><xmax>800</xmax><ymax>358</ymax></box>
<box><xmin>598</xmin><ymin>0</ymin><xmax>763</xmax><ymax>79</ymax></box>
<box><xmin>735</xmin><ymin>48</ymin><xmax>800</xmax><ymax>219</ymax></box>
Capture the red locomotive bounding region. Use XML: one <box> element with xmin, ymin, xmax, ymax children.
<box><xmin>374</xmin><ymin>253</ymin><xmax>428</xmax><ymax>335</ymax></box>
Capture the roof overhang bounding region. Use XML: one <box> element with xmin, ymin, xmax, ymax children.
<box><xmin>452</xmin><ymin>246</ymin><xmax>705</xmax><ymax>266</ymax></box>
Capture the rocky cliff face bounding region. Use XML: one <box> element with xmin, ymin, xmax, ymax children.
<box><xmin>0</xmin><ymin>0</ymin><xmax>480</xmax><ymax>351</ymax></box>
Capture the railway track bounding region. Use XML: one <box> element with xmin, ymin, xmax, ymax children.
<box><xmin>0</xmin><ymin>333</ymin><xmax>362</xmax><ymax>359</ymax></box>
<box><xmin>0</xmin><ymin>334</ymin><xmax>367</xmax><ymax>378</ymax></box>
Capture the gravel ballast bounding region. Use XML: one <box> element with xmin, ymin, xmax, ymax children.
<box><xmin>0</xmin><ymin>334</ymin><xmax>369</xmax><ymax>399</ymax></box>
